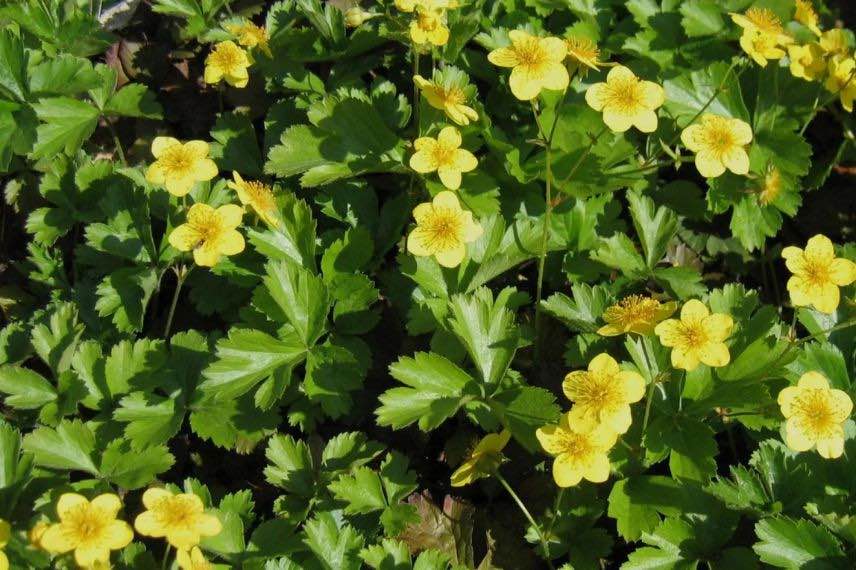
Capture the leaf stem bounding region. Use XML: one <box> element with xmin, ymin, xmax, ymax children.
<box><xmin>106</xmin><ymin>119</ymin><xmax>127</xmax><ymax>166</ymax></box>
<box><xmin>495</xmin><ymin>472</ymin><xmax>556</xmax><ymax>570</ymax></box>
<box><xmin>164</xmin><ymin>265</ymin><xmax>192</xmax><ymax>338</ymax></box>
<box><xmin>161</xmin><ymin>543</ymin><xmax>171</xmax><ymax>570</ymax></box>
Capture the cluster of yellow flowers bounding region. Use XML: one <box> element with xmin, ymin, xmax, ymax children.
<box><xmin>732</xmin><ymin>2</ymin><xmax>856</xmax><ymax>111</ymax></box>
<box><xmin>145</xmin><ymin>137</ymin><xmax>279</xmax><ymax>267</ymax></box>
<box><xmin>204</xmin><ymin>20</ymin><xmax>270</xmax><ymax>89</ymax></box>
<box><xmin>22</xmin><ymin>489</ymin><xmax>221</xmax><ymax>569</ymax></box>
<box><xmin>396</xmin><ymin>0</ymin><xmax>457</xmax><ymax>47</ymax></box>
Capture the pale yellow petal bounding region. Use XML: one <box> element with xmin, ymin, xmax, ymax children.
<box><xmin>102</xmin><ymin>520</ymin><xmax>134</xmax><ymax>549</ymax></box>
<box><xmin>805</xmin><ymin>234</ymin><xmax>834</xmax><ymax>261</ymax></box>
<box><xmin>540</xmin><ymin>62</ymin><xmax>570</xmax><ymax>91</ymax></box>
<box><xmin>164</xmin><ymin>175</ymin><xmax>197</xmax><ymax>197</ymax></box>
<box><xmin>134</xmin><ymin>511</ymin><xmax>165</xmax><ymax>537</ymax></box>
<box><xmin>702</xmin><ymin>313</ymin><xmax>733</xmax><ymax>342</ymax></box>
<box><xmin>151</xmin><ymin>136</ymin><xmax>180</xmax><ymax>158</ymax></box>
<box><xmin>619</xmin><ymin>371</ymin><xmax>646</xmax><ymax>402</ymax></box>
<box><xmin>777</xmin><ymin>385</ymin><xmax>800</xmax><ymax>417</ymax></box>
<box><xmin>217</xmin><ymin>230</ymin><xmax>245</xmax><ymax>256</ymax></box>
<box><xmin>654</xmin><ymin>319</ymin><xmax>682</xmax><ymax>347</ymax></box>
<box><xmin>695</xmin><ymin>150</ymin><xmax>726</xmax><ymax>178</ymax></box>
<box><xmin>785</xmin><ymin>419</ymin><xmax>815</xmax><ymax>451</ymax></box>
<box><xmin>452</xmin><ymin>149</ymin><xmax>478</xmax><ymax>172</ymax></box>
<box><xmin>407</xmin><ymin>227</ymin><xmax>434</xmax><ymax>256</ymax></box>
<box><xmin>829</xmin><ymin>258</ymin><xmax>856</xmax><ymax>286</ymax></box>
<box><xmin>606</xmin><ymin>65</ymin><xmax>636</xmax><ymax>83</ymax></box>
<box><xmin>435</xmin><ymin>244</ymin><xmax>466</xmax><ymax>267</ymax></box>
<box><xmin>410</xmin><ymin>150</ymin><xmax>436</xmax><ymax>173</ymax></box>
<box><xmin>433</xmin><ymin>190</ymin><xmax>460</xmax><ymax>210</ymax></box>
<box><xmin>698</xmin><ymin>342</ymin><xmax>730</xmax><ymax>368</ymax></box>
<box><xmin>631</xmin><ymin>108</ymin><xmax>659</xmax><ymax>133</ymax></box>
<box><xmin>75</xmin><ymin>545</ymin><xmax>110</xmax><ymax>567</ymax></box>
<box><xmin>553</xmin><ymin>453</ymin><xmax>584</xmax><ymax>487</ymax></box>
<box><xmin>536</xmin><ymin>424</ymin><xmax>564</xmax><ymax>455</ymax></box>
<box><xmin>816</xmin><ymin>436</ymin><xmax>845</xmax><ymax>459</ymax></box>
<box><xmin>583</xmin><ymin>453</ymin><xmax>611</xmax><ymax>483</ymax></box>
<box><xmin>723</xmin><ymin>146</ymin><xmax>750</xmax><ymax>175</ymax></box>
<box><xmin>169</xmin><ymin>224</ymin><xmax>200</xmax><ymax>252</ymax></box>
<box><xmin>193</xmin><ymin>243</ymin><xmax>222</xmax><ymax>267</ymax></box>
<box><xmin>39</xmin><ymin>524</ymin><xmax>76</xmax><ymax>553</ymax></box>
<box><xmin>487</xmin><ymin>47</ymin><xmax>520</xmax><ymax>68</ymax></box>
<box><xmin>588</xmin><ymin>353</ymin><xmax>619</xmax><ymax>375</ymax></box>
<box><xmin>813</xmin><ymin>282</ymin><xmax>840</xmax><ymax>313</ymax></box>
<box><xmin>91</xmin><ymin>494</ymin><xmax>122</xmax><ymax>517</ymax></box>
<box><xmin>438</xmin><ymin>167</ymin><xmax>462</xmax><ymax>190</ymax></box>
<box><xmin>680</xmin><ymin>299</ymin><xmax>709</xmax><ymax>322</ymax></box>
<box><xmin>638</xmin><ymin>81</ymin><xmax>665</xmax><ymax>109</ymax></box>
<box><xmin>798</xmin><ymin>371</ymin><xmax>830</xmax><ymax>390</ymax></box>
<box><xmin>585</xmin><ymin>83</ymin><xmax>608</xmax><ymax>111</ymax></box>
<box><xmin>830</xmin><ymin>389</ymin><xmax>854</xmax><ymax>420</ymax></box>
<box><xmin>438</xmin><ymin>126</ymin><xmax>462</xmax><ymax>149</ymax></box>
<box><xmin>57</xmin><ymin>493</ymin><xmax>89</xmax><ymax>519</ymax></box>
<box><xmin>539</xmin><ymin>37</ymin><xmax>568</xmax><ymax>62</ymax></box>
<box><xmin>601</xmin><ymin>107</ymin><xmax>633</xmax><ymax>133</ymax></box>
<box><xmin>216</xmin><ymin>204</ymin><xmax>245</xmax><ymax>228</ymax></box>
<box><xmin>192</xmin><ymin>158</ymin><xmax>218</xmax><ymax>181</ymax></box>
<box><xmin>671</xmin><ymin>345</ymin><xmax>700</xmax><ymax>371</ymax></box>
<box><xmin>508</xmin><ymin>66</ymin><xmax>543</xmax><ymax>100</ymax></box>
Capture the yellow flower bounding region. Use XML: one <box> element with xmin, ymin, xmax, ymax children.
<box><xmin>680</xmin><ymin>114</ymin><xmax>753</xmax><ymax>178</ymax></box>
<box><xmin>782</xmin><ymin>234</ymin><xmax>856</xmax><ymax>313</ymax></box>
<box><xmin>565</xmin><ymin>36</ymin><xmax>601</xmax><ymax>78</ymax></box>
<box><xmin>168</xmin><ymin>203</ymin><xmax>246</xmax><ymax>267</ymax></box>
<box><xmin>825</xmin><ymin>56</ymin><xmax>856</xmax><ymax>112</ymax></box>
<box><xmin>585</xmin><ymin>65</ymin><xmax>665</xmax><ymax>133</ymax></box>
<box><xmin>29</xmin><ymin>520</ymin><xmax>49</xmax><ymax>550</ymax></box>
<box><xmin>410</xmin><ymin>7</ymin><xmax>449</xmax><ymax>46</ymax></box>
<box><xmin>450</xmin><ymin>430</ymin><xmax>510</xmax><ymax>487</ymax></box>
<box><xmin>204</xmin><ymin>41</ymin><xmax>251</xmax><ymax>88</ymax></box>
<box><xmin>0</xmin><ymin>519</ymin><xmax>9</xmax><ymax>570</ymax></box>
<box><xmin>788</xmin><ymin>43</ymin><xmax>827</xmax><ymax>81</ymax></box>
<box><xmin>146</xmin><ymin>137</ymin><xmax>218</xmax><ymax>197</ymax></box>
<box><xmin>756</xmin><ymin>166</ymin><xmax>783</xmax><ymax>206</ymax></box>
<box><xmin>414</xmin><ymin>74</ymin><xmax>478</xmax><ymax>125</ymax></box>
<box><xmin>39</xmin><ymin>493</ymin><xmax>133</xmax><ymax>568</ymax></box>
<box><xmin>226</xmin><ymin>21</ymin><xmax>271</xmax><ymax>56</ymax></box>
<box><xmin>344</xmin><ymin>6</ymin><xmax>374</xmax><ymax>28</ymax></box>
<box><xmin>562</xmin><ymin>353</ymin><xmax>645</xmax><ymax>434</ymax></box>
<box><xmin>395</xmin><ymin>0</ymin><xmax>452</xmax><ymax>13</ymax></box>
<box><xmin>597</xmin><ymin>295</ymin><xmax>677</xmax><ymax>336</ymax></box>
<box><xmin>228</xmin><ymin>172</ymin><xmax>279</xmax><ymax>228</ymax></box>
<box><xmin>134</xmin><ymin>488</ymin><xmax>222</xmax><ymax>550</ymax></box>
<box><xmin>795</xmin><ymin>0</ymin><xmax>822</xmax><ymax>36</ymax></box>
<box><xmin>654</xmin><ymin>300</ymin><xmax>734</xmax><ymax>371</ymax></box>
<box><xmin>409</xmin><ymin>126</ymin><xmax>477</xmax><ymax>190</ymax></box>
<box><xmin>487</xmin><ymin>30</ymin><xmax>569</xmax><ymax>100</ymax></box>
<box><xmin>406</xmin><ymin>191</ymin><xmax>483</xmax><ymax>268</ymax></box>
<box><xmin>177</xmin><ymin>546</ymin><xmax>212</xmax><ymax>570</ymax></box>
<box><xmin>730</xmin><ymin>8</ymin><xmax>793</xmax><ymax>66</ymax></box>
<box><xmin>778</xmin><ymin>371</ymin><xmax>853</xmax><ymax>459</ymax></box>
<box><xmin>819</xmin><ymin>29</ymin><xmax>849</xmax><ymax>58</ymax></box>
<box><xmin>536</xmin><ymin>413</ymin><xmax>616</xmax><ymax>488</ymax></box>
<box><xmin>739</xmin><ymin>30</ymin><xmax>789</xmax><ymax>66</ymax></box>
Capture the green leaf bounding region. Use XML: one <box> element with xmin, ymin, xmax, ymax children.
<box><xmin>261</xmin><ymin>260</ymin><xmax>331</xmax><ymax>347</ymax></box>
<box><xmin>540</xmin><ymin>284</ymin><xmax>611</xmax><ymax>334</ymax></box>
<box><xmin>753</xmin><ymin>518</ymin><xmax>846</xmax><ymax>569</ymax></box>
<box><xmin>103</xmin><ymin>83</ymin><xmax>163</xmax><ymax>118</ymax></box>
<box><xmin>447</xmin><ymin>287</ymin><xmax>519</xmax><ymax>385</ymax></box>
<box><xmin>28</xmin><ymin>54</ymin><xmax>101</xmax><ymax>97</ymax></box>
<box><xmin>790</xmin><ymin>342</ymin><xmax>850</xmax><ymax>391</ymax></box>
<box><xmin>304</xmin><ymin>336</ymin><xmax>369</xmax><ymax>419</ymax></box>
<box><xmin>113</xmin><ymin>392</ymin><xmax>183</xmax><ymax>450</ymax></box>
<box><xmin>320</xmin><ymin>431</ymin><xmax>385</xmax><ymax>475</ymax></box>
<box><xmin>653</xmin><ymin>266</ymin><xmax>706</xmax><ymax>300</ymax></box>
<box><xmin>31</xmin><ymin>97</ymin><xmax>100</xmax><ymax>158</ymax></box>
<box><xmin>210</xmin><ymin>112</ymin><xmax>263</xmax><ymax>177</ymax></box>
<box><xmin>329</xmin><ymin>467</ymin><xmax>387</xmax><ymax>514</ymax></box>
<box><xmin>0</xmin><ymin>29</ymin><xmax>28</xmax><ymax>101</ymax></box>
<box><xmin>247</xmin><ymin>193</ymin><xmax>316</xmax><ymax>269</ymax></box>
<box><xmin>664</xmin><ymin>62</ymin><xmax>750</xmax><ymax>123</ymax></box>
<box><xmin>99</xmin><ymin>440</ymin><xmax>174</xmax><ymax>489</ymax></box>
<box><xmin>591</xmin><ymin>233</ymin><xmax>647</xmax><ymax>278</ymax></box>
<box><xmin>627</xmin><ymin>191</ymin><xmax>678</xmax><ymax>269</ymax></box>
<box><xmin>377</xmin><ymin>352</ymin><xmax>477</xmax><ymax>431</ymax></box>
<box><xmin>646</xmin><ymin>416</ymin><xmax>718</xmax><ymax>482</ymax></box>
<box><xmin>201</xmin><ymin>328</ymin><xmax>307</xmax><ymax>401</ymax></box>
<box><xmin>0</xmin><ymin>365</ymin><xmax>57</xmax><ymax>409</ymax></box>
<box><xmin>22</xmin><ymin>419</ymin><xmax>98</xmax><ymax>475</ymax></box>
<box><xmin>492</xmin><ymin>386</ymin><xmax>560</xmax><ymax>452</ymax></box>
<box><xmin>679</xmin><ymin>0</ymin><xmax>725</xmax><ymax>37</ymax></box>
<box><xmin>264</xmin><ymin>434</ymin><xmax>315</xmax><ymax>497</ymax></box>
<box><xmin>95</xmin><ymin>266</ymin><xmax>159</xmax><ymax>333</ymax></box>
<box><xmin>303</xmin><ymin>511</ymin><xmax>364</xmax><ymax>570</ymax></box>
<box><xmin>31</xmin><ymin>302</ymin><xmax>84</xmax><ymax>375</ymax></box>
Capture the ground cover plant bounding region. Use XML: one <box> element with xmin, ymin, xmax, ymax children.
<box><xmin>1</xmin><ymin>0</ymin><xmax>856</xmax><ymax>568</ymax></box>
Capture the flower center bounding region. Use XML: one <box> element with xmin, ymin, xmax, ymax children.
<box><xmin>802</xmin><ymin>258</ymin><xmax>831</xmax><ymax>287</ymax></box>
<box><xmin>616</xmin><ymin>295</ymin><xmax>658</xmax><ymax>323</ymax></box>
<box><xmin>440</xmin><ymin>87</ymin><xmax>466</xmax><ymax>106</ymax></box>
<box><xmin>757</xmin><ymin>168</ymin><xmax>781</xmax><ymax>205</ymax></box>
<box><xmin>793</xmin><ymin>390</ymin><xmax>840</xmax><ymax>436</ymax></box>
<box><xmin>66</xmin><ymin>507</ymin><xmax>108</xmax><ymax>543</ymax></box>
<box><xmin>678</xmin><ymin>322</ymin><xmax>708</xmax><ymax>350</ymax></box>
<box><xmin>422</xmin><ymin>209</ymin><xmax>463</xmax><ymax>250</ymax></box>
<box><xmin>746</xmin><ymin>8</ymin><xmax>783</xmax><ymax>34</ymax></box>
<box><xmin>556</xmin><ymin>430</ymin><xmax>594</xmax><ymax>460</ymax></box>
<box><xmin>155</xmin><ymin>497</ymin><xmax>199</xmax><ymax>528</ymax></box>
<box><xmin>514</xmin><ymin>39</ymin><xmax>547</xmax><ymax>67</ymax></box>
<box><xmin>244</xmin><ymin>181</ymin><xmax>275</xmax><ymax>211</ymax></box>
<box><xmin>429</xmin><ymin>143</ymin><xmax>456</xmax><ymax>167</ymax></box>
<box><xmin>160</xmin><ymin>147</ymin><xmax>194</xmax><ymax>175</ymax></box>
<box><xmin>701</xmin><ymin>120</ymin><xmax>738</xmax><ymax>156</ymax></box>
<box><xmin>566</xmin><ymin>38</ymin><xmax>599</xmax><ymax>63</ymax></box>
<box><xmin>606</xmin><ymin>79</ymin><xmax>642</xmax><ymax>111</ymax></box>
<box><xmin>417</xmin><ymin>10</ymin><xmax>440</xmax><ymax>31</ymax></box>
<box><xmin>576</xmin><ymin>373</ymin><xmax>623</xmax><ymax>410</ymax></box>
<box><xmin>189</xmin><ymin>211</ymin><xmax>222</xmax><ymax>248</ymax></box>
<box><xmin>211</xmin><ymin>45</ymin><xmax>243</xmax><ymax>72</ymax></box>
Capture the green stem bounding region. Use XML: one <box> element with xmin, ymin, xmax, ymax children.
<box><xmin>412</xmin><ymin>45</ymin><xmax>421</xmax><ymax>136</ymax></box>
<box><xmin>164</xmin><ymin>265</ymin><xmax>191</xmax><ymax>338</ymax></box>
<box><xmin>642</xmin><ymin>378</ymin><xmax>658</xmax><ymax>433</ymax></box>
<box><xmin>106</xmin><ymin>120</ymin><xmax>127</xmax><ymax>166</ymax></box>
<box><xmin>161</xmin><ymin>543</ymin><xmax>171</xmax><ymax>570</ymax></box>
<box><xmin>496</xmin><ymin>473</ymin><xmax>556</xmax><ymax>570</ymax></box>
<box><xmin>544</xmin><ymin>488</ymin><xmax>564</xmax><ymax>545</ymax></box>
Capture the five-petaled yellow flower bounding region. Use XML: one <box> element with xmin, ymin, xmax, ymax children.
<box><xmin>169</xmin><ymin>203</ymin><xmax>246</xmax><ymax>267</ymax></box>
<box><xmin>825</xmin><ymin>56</ymin><xmax>856</xmax><ymax>112</ymax></box>
<box><xmin>782</xmin><ymin>234</ymin><xmax>856</xmax><ymax>314</ymax></box>
<box><xmin>407</xmin><ymin>191</ymin><xmax>483</xmax><ymax>268</ymax></box>
<box><xmin>0</xmin><ymin>519</ymin><xmax>9</xmax><ymax>570</ymax></box>
<box><xmin>788</xmin><ymin>43</ymin><xmax>826</xmax><ymax>81</ymax></box>
<box><xmin>228</xmin><ymin>172</ymin><xmax>279</xmax><ymax>228</ymax></box>
<box><xmin>39</xmin><ymin>493</ymin><xmax>133</xmax><ymax>568</ymax></box>
<box><xmin>819</xmin><ymin>30</ymin><xmax>849</xmax><ymax>57</ymax></box>
<box><xmin>226</xmin><ymin>21</ymin><xmax>271</xmax><ymax>56</ymax></box>
<box><xmin>563</xmin><ymin>353</ymin><xmax>645</xmax><ymax>435</ymax></box>
<box><xmin>597</xmin><ymin>295</ymin><xmax>677</xmax><ymax>336</ymax></box>
<box><xmin>414</xmin><ymin>74</ymin><xmax>478</xmax><ymax>125</ymax></box>
<box><xmin>730</xmin><ymin>8</ymin><xmax>792</xmax><ymax>67</ymax></box>
<box><xmin>410</xmin><ymin>7</ymin><xmax>449</xmax><ymax>46</ymax></box>
<box><xmin>680</xmin><ymin>114</ymin><xmax>753</xmax><ymax>178</ymax></box>
<box><xmin>536</xmin><ymin>414</ymin><xmax>616</xmax><ymax>488</ymax></box>
<box><xmin>778</xmin><ymin>371</ymin><xmax>853</xmax><ymax>459</ymax></box>
<box><xmin>204</xmin><ymin>41</ymin><xmax>252</xmax><ymax>88</ymax></box>
<box><xmin>177</xmin><ymin>546</ymin><xmax>213</xmax><ymax>570</ymax></box>
<box><xmin>565</xmin><ymin>36</ymin><xmax>601</xmax><ymax>78</ymax></box>
<box><xmin>450</xmin><ymin>430</ymin><xmax>511</xmax><ymax>487</ymax></box>
<box><xmin>146</xmin><ymin>137</ymin><xmax>218</xmax><ymax>197</ymax></box>
<box><xmin>410</xmin><ymin>126</ymin><xmax>477</xmax><ymax>190</ymax></box>
<box><xmin>134</xmin><ymin>488</ymin><xmax>222</xmax><ymax>550</ymax></box>
<box><xmin>654</xmin><ymin>300</ymin><xmax>734</xmax><ymax>371</ymax></box>
<box><xmin>795</xmin><ymin>0</ymin><xmax>822</xmax><ymax>36</ymax></box>
<box><xmin>585</xmin><ymin>65</ymin><xmax>665</xmax><ymax>133</ymax></box>
<box><xmin>487</xmin><ymin>30</ymin><xmax>569</xmax><ymax>101</ymax></box>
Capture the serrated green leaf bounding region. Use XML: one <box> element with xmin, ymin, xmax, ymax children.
<box><xmin>22</xmin><ymin>419</ymin><xmax>98</xmax><ymax>475</ymax></box>
<box><xmin>0</xmin><ymin>365</ymin><xmax>57</xmax><ymax>409</ymax></box>
<box><xmin>303</xmin><ymin>511</ymin><xmax>364</xmax><ymax>570</ymax></box>
<box><xmin>31</xmin><ymin>97</ymin><xmax>100</xmax><ymax>158</ymax></box>
<box><xmin>99</xmin><ymin>440</ymin><xmax>174</xmax><ymax>489</ymax></box>
<box><xmin>753</xmin><ymin>517</ymin><xmax>846</xmax><ymax>569</ymax></box>
<box><xmin>103</xmin><ymin>83</ymin><xmax>163</xmax><ymax>118</ymax></box>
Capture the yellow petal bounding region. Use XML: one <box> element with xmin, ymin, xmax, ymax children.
<box><xmin>654</xmin><ymin>319</ymin><xmax>682</xmax><ymax>347</ymax></box>
<box><xmin>91</xmin><ymin>494</ymin><xmax>122</xmax><ymax>517</ymax></box>
<box><xmin>450</xmin><ymin>462</ymin><xmax>477</xmax><ymax>487</ymax></box>
<box><xmin>169</xmin><ymin>224</ymin><xmax>200</xmax><ymax>252</ymax></box>
<box><xmin>698</xmin><ymin>342</ymin><xmax>730</xmax><ymax>368</ymax></box>
<box><xmin>583</xmin><ymin>453</ymin><xmax>611</xmax><ymax>483</ymax></box>
<box><xmin>702</xmin><ymin>313</ymin><xmax>733</xmax><ymax>342</ymax></box>
<box><xmin>151</xmin><ymin>136</ymin><xmax>180</xmax><ymax>158</ymax></box>
<box><xmin>785</xmin><ymin>418</ymin><xmax>815</xmax><ymax>451</ymax></box>
<box><xmin>75</xmin><ymin>545</ymin><xmax>111</xmax><ymax>567</ymax></box>
<box><xmin>813</xmin><ymin>282</ymin><xmax>840</xmax><ymax>313</ymax></box>
<box><xmin>787</xmin><ymin>276</ymin><xmax>814</xmax><ymax>307</ymax></box>
<box><xmin>777</xmin><ymin>385</ymin><xmax>800</xmax><ymax>416</ymax></box>
<box><xmin>638</xmin><ymin>81</ymin><xmax>665</xmax><ymax>109</ymax></box>
<box><xmin>601</xmin><ymin>106</ymin><xmax>634</xmax><ymax>133</ymax></box>
<box><xmin>407</xmin><ymin>227</ymin><xmax>433</xmax><ymax>256</ymax></box>
<box><xmin>671</xmin><ymin>345</ymin><xmax>700</xmax><ymax>371</ymax></box>
<box><xmin>438</xmin><ymin>126</ymin><xmax>462</xmax><ymax>149</ymax></box>
<box><xmin>134</xmin><ymin>511</ymin><xmax>165</xmax><ymax>537</ymax></box>
<box><xmin>597</xmin><ymin>324</ymin><xmax>624</xmax><ymax>336</ymax></box>
<box><xmin>588</xmin><ymin>353</ymin><xmax>619</xmax><ymax>375</ymax></box>
<box><xmin>102</xmin><ymin>520</ymin><xmax>134</xmax><ymax>549</ymax></box>
<box><xmin>695</xmin><ymin>150</ymin><xmax>726</xmax><ymax>178</ymax></box>
<box><xmin>167</xmin><ymin>527</ymin><xmax>200</xmax><ymax>550</ymax></box>
<box><xmin>536</xmin><ymin>424</ymin><xmax>563</xmax><ymax>455</ymax></box>
<box><xmin>414</xmin><ymin>137</ymin><xmax>436</xmax><ymax>152</ymax></box>
<box><xmin>805</xmin><ymin>234</ymin><xmax>834</xmax><ymax>261</ymax></box>
<box><xmin>196</xmin><ymin>513</ymin><xmax>223</xmax><ymax>537</ymax></box>
<box><xmin>410</xmin><ymin>150</ymin><xmax>436</xmax><ymax>173</ymax></box>
<box><xmin>540</xmin><ymin>62</ymin><xmax>570</xmax><ymax>91</ymax></box>
<box><xmin>680</xmin><ymin>299</ymin><xmax>709</xmax><ymax>322</ymax></box>
<box><xmin>487</xmin><ymin>47</ymin><xmax>520</xmax><ymax>68</ymax></box>
<box><xmin>829</xmin><ymin>258</ymin><xmax>856</xmax><ymax>286</ymax></box>
<box><xmin>723</xmin><ymin>146</ymin><xmax>750</xmax><ymax>175</ymax></box>
<box><xmin>452</xmin><ymin>149</ymin><xmax>477</xmax><ymax>172</ymax></box>
<box><xmin>433</xmin><ymin>190</ymin><xmax>460</xmax><ymax>210</ymax></box>
<box><xmin>184</xmin><ymin>140</ymin><xmax>210</xmax><ymax>158</ymax></box>
<box><xmin>57</xmin><ymin>493</ymin><xmax>89</xmax><ymax>518</ymax></box>
<box><xmin>816</xmin><ymin>436</ymin><xmax>845</xmax><ymax>459</ymax></box>
<box><xmin>540</xmin><ymin>37</ymin><xmax>568</xmax><ymax>61</ymax></box>
<box><xmin>204</xmin><ymin>64</ymin><xmax>225</xmax><ymax>84</ymax></box>
<box><xmin>193</xmin><ymin>243</ymin><xmax>223</xmax><ymax>267</ymax></box>
<box><xmin>164</xmin><ymin>175</ymin><xmax>197</xmax><ymax>197</ymax></box>
<box><xmin>730</xmin><ymin>119</ymin><xmax>753</xmax><ymax>144</ymax></box>
<box><xmin>217</xmin><ymin>230</ymin><xmax>245</xmax><ymax>256</ymax></box>
<box><xmin>798</xmin><ymin>371</ymin><xmax>830</xmax><ymax>390</ymax></box>
<box><xmin>508</xmin><ymin>66</ymin><xmax>543</xmax><ymax>100</ymax></box>
<box><xmin>461</xmin><ymin>215</ymin><xmax>483</xmax><ymax>242</ymax></box>
<box><xmin>435</xmin><ymin>244</ymin><xmax>466</xmax><ymax>267</ymax></box>
<box><xmin>830</xmin><ymin>389</ymin><xmax>854</xmax><ymax>420</ymax></box>
<box><xmin>39</xmin><ymin>524</ymin><xmax>76</xmax><ymax>553</ymax></box>
<box><xmin>602</xmin><ymin>406</ymin><xmax>632</xmax><ymax>434</ymax></box>
<box><xmin>585</xmin><ymin>83</ymin><xmax>608</xmax><ymax>111</ymax></box>
<box><xmin>781</xmin><ymin>246</ymin><xmax>806</xmax><ymax>272</ymax></box>
<box><xmin>438</xmin><ymin>167</ymin><xmax>462</xmax><ymax>190</ymax></box>
<box><xmin>619</xmin><ymin>371</ymin><xmax>646</xmax><ymax>402</ymax></box>
<box><xmin>191</xmin><ymin>158</ymin><xmax>219</xmax><ymax>181</ymax></box>
<box><xmin>145</xmin><ymin>162</ymin><xmax>166</xmax><ymax>185</ymax></box>
<box><xmin>0</xmin><ymin>551</ymin><xmax>7</xmax><ymax>570</ymax></box>
<box><xmin>552</xmin><ymin>453</ymin><xmax>584</xmax><ymax>487</ymax></box>
<box><xmin>680</xmin><ymin>124</ymin><xmax>704</xmax><ymax>152</ymax></box>
<box><xmin>631</xmin><ymin>108</ymin><xmax>659</xmax><ymax>133</ymax></box>
<box><xmin>412</xmin><ymin>203</ymin><xmax>433</xmax><ymax>224</ymax></box>
<box><xmin>606</xmin><ymin>65</ymin><xmax>636</xmax><ymax>84</ymax></box>
<box><xmin>216</xmin><ymin>204</ymin><xmax>244</xmax><ymax>228</ymax></box>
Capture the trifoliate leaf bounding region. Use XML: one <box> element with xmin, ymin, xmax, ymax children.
<box><xmin>30</xmin><ymin>302</ymin><xmax>84</xmax><ymax>375</ymax></box>
<box><xmin>664</xmin><ymin>62</ymin><xmax>750</xmax><ymax>123</ymax></box>
<box><xmin>94</xmin><ymin>266</ymin><xmax>159</xmax><ymax>333</ymax></box>
<box><xmin>646</xmin><ymin>416</ymin><xmax>718</xmax><ymax>482</ymax></box>
<box><xmin>679</xmin><ymin>0</ymin><xmax>725</xmax><ymax>37</ymax></box>
<box><xmin>113</xmin><ymin>392</ymin><xmax>183</xmax><ymax>450</ymax></box>
<box><xmin>27</xmin><ymin>54</ymin><xmax>101</xmax><ymax>96</ymax></box>
<box><xmin>540</xmin><ymin>284</ymin><xmax>611</xmax><ymax>334</ymax></box>
<box><xmin>304</xmin><ymin>336</ymin><xmax>369</xmax><ymax>419</ymax></box>
<box><xmin>329</xmin><ymin>467</ymin><xmax>387</xmax><ymax>515</ymax></box>
<box><xmin>0</xmin><ymin>29</ymin><xmax>28</xmax><ymax>101</ymax></box>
